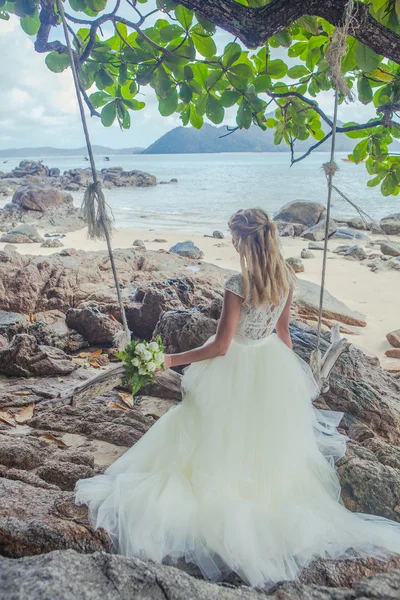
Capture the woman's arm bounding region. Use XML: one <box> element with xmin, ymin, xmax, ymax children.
<box><xmin>163</xmin><ymin>290</ymin><xmax>242</xmax><ymax>369</ymax></box>
<box><xmin>275</xmin><ymin>289</ymin><xmax>293</xmax><ymax>349</ymax></box>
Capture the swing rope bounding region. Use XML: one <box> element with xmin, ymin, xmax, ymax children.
<box><xmin>56</xmin><ymin>0</ymin><xmax>131</xmax><ymax>350</ymax></box>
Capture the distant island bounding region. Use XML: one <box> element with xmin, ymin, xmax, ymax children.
<box><xmin>0</xmin><ymin>123</ymin><xmax>356</xmax><ymax>158</ymax></box>
<box><xmin>143</xmin><ymin>123</ymin><xmax>355</xmax><ymax>154</ymax></box>
<box><xmin>0</xmin><ymin>146</ymin><xmax>144</xmax><ymax>158</ymax></box>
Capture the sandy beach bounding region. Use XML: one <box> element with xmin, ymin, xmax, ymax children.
<box><xmin>1</xmin><ymin>225</ymin><xmax>399</xmax><ymax>367</ymax></box>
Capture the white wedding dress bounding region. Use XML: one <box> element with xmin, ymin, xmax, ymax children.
<box><xmin>75</xmin><ymin>273</ymin><xmax>400</xmax><ymax>587</ymax></box>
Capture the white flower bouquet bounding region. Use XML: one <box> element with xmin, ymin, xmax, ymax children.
<box><xmin>115</xmin><ymin>336</ymin><xmax>166</xmax><ymax>396</ymax></box>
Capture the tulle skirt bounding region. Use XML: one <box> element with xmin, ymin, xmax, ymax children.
<box><xmin>75</xmin><ymin>334</ymin><xmax>400</xmax><ymax>588</ymax></box>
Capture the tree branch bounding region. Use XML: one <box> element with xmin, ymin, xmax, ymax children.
<box><xmin>178</xmin><ymin>0</ymin><xmax>400</xmax><ymax>63</ymax></box>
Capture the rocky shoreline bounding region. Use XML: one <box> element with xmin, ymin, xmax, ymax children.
<box><xmin>0</xmin><ymin>244</ymin><xmax>400</xmax><ymax>597</ymax></box>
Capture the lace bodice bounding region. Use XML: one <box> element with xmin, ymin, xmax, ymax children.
<box><xmin>224</xmin><ymin>273</ymin><xmax>289</xmax><ymax>341</ymax></box>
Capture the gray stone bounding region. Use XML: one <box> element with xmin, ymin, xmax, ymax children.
<box><xmin>40</xmin><ymin>238</ymin><xmax>64</xmax><ymax>248</ymax></box>
<box><xmin>333</xmin><ymin>245</ymin><xmax>352</xmax><ymax>255</ymax></box>
<box><xmin>302</xmin><ymin>218</ymin><xmax>337</xmax><ymax>242</ymax></box>
<box><xmin>132</xmin><ymin>239</ymin><xmax>145</xmax><ymax>247</ymax></box>
<box><xmin>301</xmin><ymin>249</ymin><xmax>315</xmax><ymax>259</ymax></box>
<box><xmin>66</xmin><ymin>307</ymin><xmax>122</xmax><ymax>346</ymax></box>
<box><xmin>0</xmin><ymin>223</ymin><xmax>42</xmax><ymax>244</ymax></box>
<box><xmin>12</xmin><ymin>186</ymin><xmax>73</xmax><ymax>213</ymax></box>
<box><xmin>276</xmin><ymin>221</ymin><xmax>295</xmax><ymax>237</ymax></box>
<box><xmin>380</xmin><ymin>213</ymin><xmax>400</xmax><ymax>236</ymax></box>
<box><xmin>388</xmin><ymin>256</ymin><xmax>400</xmax><ymax>271</ymax></box>
<box><xmin>387</xmin><ymin>329</ymin><xmax>400</xmax><ymax>349</ymax></box>
<box><xmin>169</xmin><ymin>241</ymin><xmax>204</xmax><ymax>260</ymax></box>
<box><xmin>285</xmin><ymin>257</ymin><xmax>304</xmax><ymax>273</ymax></box>
<box><xmin>274</xmin><ymin>201</ymin><xmax>326</xmax><ymax>228</ymax></box>
<box><xmin>345</xmin><ymin>217</ymin><xmax>371</xmax><ymax>230</ymax></box>
<box><xmin>333</xmin><ymin>228</ymin><xmax>371</xmax><ymax>242</ymax></box>
<box><xmin>344</xmin><ymin>245</ymin><xmax>368</xmax><ymax>261</ymax></box>
<box><xmin>212</xmin><ymin>230</ymin><xmax>224</xmax><ymax>239</ymax></box>
<box><xmin>308</xmin><ymin>242</ymin><xmax>324</xmax><ymax>250</ymax></box>
<box><xmin>380</xmin><ymin>242</ymin><xmax>400</xmax><ymax>257</ymax></box>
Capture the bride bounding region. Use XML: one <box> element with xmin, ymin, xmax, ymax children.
<box><xmin>75</xmin><ymin>208</ymin><xmax>400</xmax><ymax>588</ymax></box>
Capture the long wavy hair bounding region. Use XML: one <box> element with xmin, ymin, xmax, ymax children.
<box><xmin>228</xmin><ymin>208</ymin><xmax>295</xmax><ymax>307</ymax></box>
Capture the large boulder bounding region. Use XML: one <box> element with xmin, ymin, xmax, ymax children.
<box><xmin>0</xmin><ymin>334</ymin><xmax>77</xmax><ymax>377</ymax></box>
<box><xmin>169</xmin><ymin>241</ymin><xmax>204</xmax><ymax>260</ymax></box>
<box><xmin>302</xmin><ymin>218</ymin><xmax>337</xmax><ymax>242</ymax></box>
<box><xmin>381</xmin><ymin>242</ymin><xmax>400</xmax><ymax>257</ymax></box>
<box><xmin>28</xmin><ymin>310</ymin><xmax>87</xmax><ymax>353</ymax></box>
<box><xmin>293</xmin><ymin>280</ymin><xmax>366</xmax><ymax>327</ymax></box>
<box><xmin>3</xmin><ymin>549</ymin><xmax>400</xmax><ymax>600</ymax></box>
<box><xmin>380</xmin><ymin>213</ymin><xmax>400</xmax><ymax>235</ymax></box>
<box><xmin>0</xmin><ymin>224</ymin><xmax>43</xmax><ymax>244</ymax></box>
<box><xmin>11</xmin><ymin>186</ymin><xmax>73</xmax><ymax>213</ymax></box>
<box><xmin>274</xmin><ymin>201</ymin><xmax>326</xmax><ymax>228</ymax></box>
<box><xmin>66</xmin><ymin>307</ymin><xmax>122</xmax><ymax>346</ymax></box>
<box><xmin>154</xmin><ymin>308</ymin><xmax>218</xmax><ymax>354</ymax></box>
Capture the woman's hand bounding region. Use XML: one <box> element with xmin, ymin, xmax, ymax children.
<box><xmin>163</xmin><ymin>354</ymin><xmax>172</xmax><ymax>371</ymax></box>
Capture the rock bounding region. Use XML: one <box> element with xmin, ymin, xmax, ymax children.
<box><xmin>381</xmin><ymin>242</ymin><xmax>400</xmax><ymax>257</ymax></box>
<box><xmin>333</xmin><ymin>245</ymin><xmax>352</xmax><ymax>255</ymax></box>
<box><xmin>35</xmin><ymin>460</ymin><xmax>95</xmax><ymax>492</ymax></box>
<box><xmin>28</xmin><ymin>310</ymin><xmax>87</xmax><ymax>353</ymax></box>
<box><xmin>385</xmin><ymin>348</ymin><xmax>400</xmax><ymax>359</ymax></box>
<box><xmin>276</xmin><ymin>221</ymin><xmax>295</xmax><ymax>237</ymax></box>
<box><xmin>169</xmin><ymin>241</ymin><xmax>204</xmax><ymax>260</ymax></box>
<box><xmin>344</xmin><ymin>245</ymin><xmax>367</xmax><ymax>261</ymax></box>
<box><xmin>0</xmin><ymin>334</ymin><xmax>77</xmax><ymax>377</ymax></box>
<box><xmin>308</xmin><ymin>242</ymin><xmax>324</xmax><ymax>250</ymax></box>
<box><xmin>41</xmin><ymin>239</ymin><xmax>64</xmax><ymax>248</ymax></box>
<box><xmin>0</xmin><ymin>248</ymin><xmax>225</xmax><ymax>315</ymax></box>
<box><xmin>0</xmin><ymin>480</ymin><xmax>106</xmax><ymax>558</ymax></box>
<box><xmin>154</xmin><ymin>309</ymin><xmax>218</xmax><ymax>354</ymax></box>
<box><xmin>153</xmin><ymin>238</ymin><xmax>167</xmax><ymax>243</ymax></box>
<box><xmin>0</xmin><ymin>224</ymin><xmax>43</xmax><ymax>244</ymax></box>
<box><xmin>0</xmin><ymin>310</ymin><xmax>30</xmax><ymax>340</ymax></box>
<box><xmin>132</xmin><ymin>239</ymin><xmax>145</xmax><ymax>247</ymax></box>
<box><xmin>4</xmin><ymin>550</ymin><xmax>400</xmax><ymax>600</ymax></box>
<box><xmin>101</xmin><ymin>168</ymin><xmax>156</xmax><ymax>188</ymax></box>
<box><xmin>387</xmin><ymin>330</ymin><xmax>400</xmax><ymax>349</ymax></box>
<box><xmin>333</xmin><ymin>228</ymin><xmax>371</xmax><ymax>242</ymax></box>
<box><xmin>345</xmin><ymin>217</ymin><xmax>371</xmax><ymax>230</ymax></box>
<box><xmin>301</xmin><ymin>249</ymin><xmax>315</xmax><ymax>259</ymax></box>
<box><xmin>274</xmin><ymin>201</ymin><xmax>326</xmax><ymax>228</ymax></box>
<box><xmin>12</xmin><ymin>186</ymin><xmax>73</xmax><ymax>213</ymax></box>
<box><xmin>2</xmin><ymin>244</ymin><xmax>17</xmax><ymax>252</ymax></box>
<box><xmin>66</xmin><ymin>308</ymin><xmax>122</xmax><ymax>346</ymax></box>
<box><xmin>293</xmin><ymin>280</ymin><xmax>366</xmax><ymax>327</ymax></box>
<box><xmin>285</xmin><ymin>257</ymin><xmax>304</xmax><ymax>273</ymax></box>
<box><xmin>302</xmin><ymin>219</ymin><xmax>337</xmax><ymax>242</ymax></box>
<box><xmin>212</xmin><ymin>230</ymin><xmax>224</xmax><ymax>239</ymax></box>
<box><xmin>388</xmin><ymin>257</ymin><xmax>400</xmax><ymax>271</ymax></box>
<box><xmin>380</xmin><ymin>213</ymin><xmax>400</xmax><ymax>236</ymax></box>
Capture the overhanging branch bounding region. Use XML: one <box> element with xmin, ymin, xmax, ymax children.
<box><xmin>178</xmin><ymin>0</ymin><xmax>400</xmax><ymax>64</ymax></box>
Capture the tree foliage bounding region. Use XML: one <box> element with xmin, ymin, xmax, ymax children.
<box><xmin>2</xmin><ymin>0</ymin><xmax>400</xmax><ymax>195</ymax></box>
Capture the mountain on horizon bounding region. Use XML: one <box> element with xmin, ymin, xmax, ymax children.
<box><xmin>0</xmin><ymin>146</ymin><xmax>144</xmax><ymax>158</ymax></box>
<box><xmin>143</xmin><ymin>122</ymin><xmax>355</xmax><ymax>155</ymax></box>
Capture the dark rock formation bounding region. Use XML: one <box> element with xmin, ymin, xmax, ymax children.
<box><xmin>0</xmin><ymin>334</ymin><xmax>77</xmax><ymax>377</ymax></box>
<box><xmin>274</xmin><ymin>201</ymin><xmax>327</xmax><ymax>228</ymax></box>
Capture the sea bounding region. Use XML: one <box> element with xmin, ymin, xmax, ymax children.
<box><xmin>1</xmin><ymin>152</ymin><xmax>398</xmax><ymax>234</ymax></box>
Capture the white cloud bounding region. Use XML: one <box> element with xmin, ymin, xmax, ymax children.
<box><xmin>0</xmin><ymin>15</ymin><xmax>378</xmax><ymax>150</ymax></box>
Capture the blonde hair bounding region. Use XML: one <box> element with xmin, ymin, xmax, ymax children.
<box><xmin>228</xmin><ymin>208</ymin><xmax>295</xmax><ymax>307</ymax></box>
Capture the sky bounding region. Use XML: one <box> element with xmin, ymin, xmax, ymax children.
<box><xmin>0</xmin><ymin>14</ymin><xmax>376</xmax><ymax>151</ymax></box>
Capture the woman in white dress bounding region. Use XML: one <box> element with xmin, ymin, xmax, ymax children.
<box><xmin>75</xmin><ymin>208</ymin><xmax>400</xmax><ymax>588</ymax></box>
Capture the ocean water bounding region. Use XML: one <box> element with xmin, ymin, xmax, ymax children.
<box><xmin>1</xmin><ymin>152</ymin><xmax>398</xmax><ymax>234</ymax></box>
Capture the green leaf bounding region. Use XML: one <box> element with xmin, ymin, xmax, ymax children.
<box><xmin>296</xmin><ymin>16</ymin><xmax>320</xmax><ymax>34</ymax></box>
<box><xmin>236</xmin><ymin>98</ymin><xmax>252</xmax><ymax>129</ymax></box>
<box><xmin>288</xmin><ymin>42</ymin><xmax>308</xmax><ymax>58</ymax></box>
<box><xmin>191</xmin><ymin>27</ymin><xmax>217</xmax><ymax>58</ymax></box>
<box><xmin>175</xmin><ymin>4</ymin><xmax>193</xmax><ymax>29</ymax></box>
<box><xmin>195</xmin><ymin>12</ymin><xmax>216</xmax><ymax>33</ymax></box>
<box><xmin>253</xmin><ymin>74</ymin><xmax>271</xmax><ymax>93</ymax></box>
<box><xmin>45</xmin><ymin>52</ymin><xmax>70</xmax><ymax>73</ymax></box>
<box><xmin>219</xmin><ymin>90</ymin><xmax>241</xmax><ymax>107</ymax></box>
<box><xmin>381</xmin><ymin>173</ymin><xmax>398</xmax><ymax>196</ymax></box>
<box><xmin>354</xmin><ymin>42</ymin><xmax>381</xmax><ymax>72</ymax></box>
<box><xmin>0</xmin><ymin>11</ymin><xmax>10</xmax><ymax>19</ymax></box>
<box><xmin>357</xmin><ymin>76</ymin><xmax>373</xmax><ymax>104</ymax></box>
<box><xmin>342</xmin><ymin>122</ymin><xmax>371</xmax><ymax>139</ymax></box>
<box><xmin>267</xmin><ymin>59</ymin><xmax>288</xmax><ymax>79</ymax></box>
<box><xmin>222</xmin><ymin>42</ymin><xmax>242</xmax><ymax>67</ymax></box>
<box><xmin>352</xmin><ymin>138</ymin><xmax>369</xmax><ymax>163</ymax></box>
<box><xmin>189</xmin><ymin>104</ymin><xmax>203</xmax><ymax>129</ymax></box>
<box><xmin>275</xmin><ymin>30</ymin><xmax>292</xmax><ymax>47</ymax></box>
<box><xmin>287</xmin><ymin>65</ymin><xmax>309</xmax><ymax>79</ymax></box>
<box><xmin>179</xmin><ymin>81</ymin><xmax>193</xmax><ymax>103</ymax></box>
<box><xmin>122</xmin><ymin>98</ymin><xmax>146</xmax><ymax>110</ymax></box>
<box><xmin>205</xmin><ymin>70</ymin><xmax>222</xmax><ymax>90</ymax></box>
<box><xmin>228</xmin><ymin>63</ymin><xmax>253</xmax><ymax>91</ymax></box>
<box><xmin>156</xmin><ymin>0</ymin><xmax>176</xmax><ymax>11</ymax></box>
<box><xmin>101</xmin><ymin>101</ymin><xmax>117</xmax><ymax>127</ymax></box>
<box><xmin>20</xmin><ymin>13</ymin><xmax>40</xmax><ymax>35</ymax></box>
<box><xmin>159</xmin><ymin>24</ymin><xmax>185</xmax><ymax>42</ymax></box>
<box><xmin>265</xmin><ymin>118</ymin><xmax>277</xmax><ymax>128</ymax></box>
<box><xmin>367</xmin><ymin>174</ymin><xmax>384</xmax><ymax>187</ymax></box>
<box><xmin>206</xmin><ymin>94</ymin><xmax>224</xmax><ymax>124</ymax></box>
<box><xmin>89</xmin><ymin>91</ymin><xmax>112</xmax><ymax>108</ymax></box>
<box><xmin>158</xmin><ymin>88</ymin><xmax>178</xmax><ymax>116</ymax></box>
